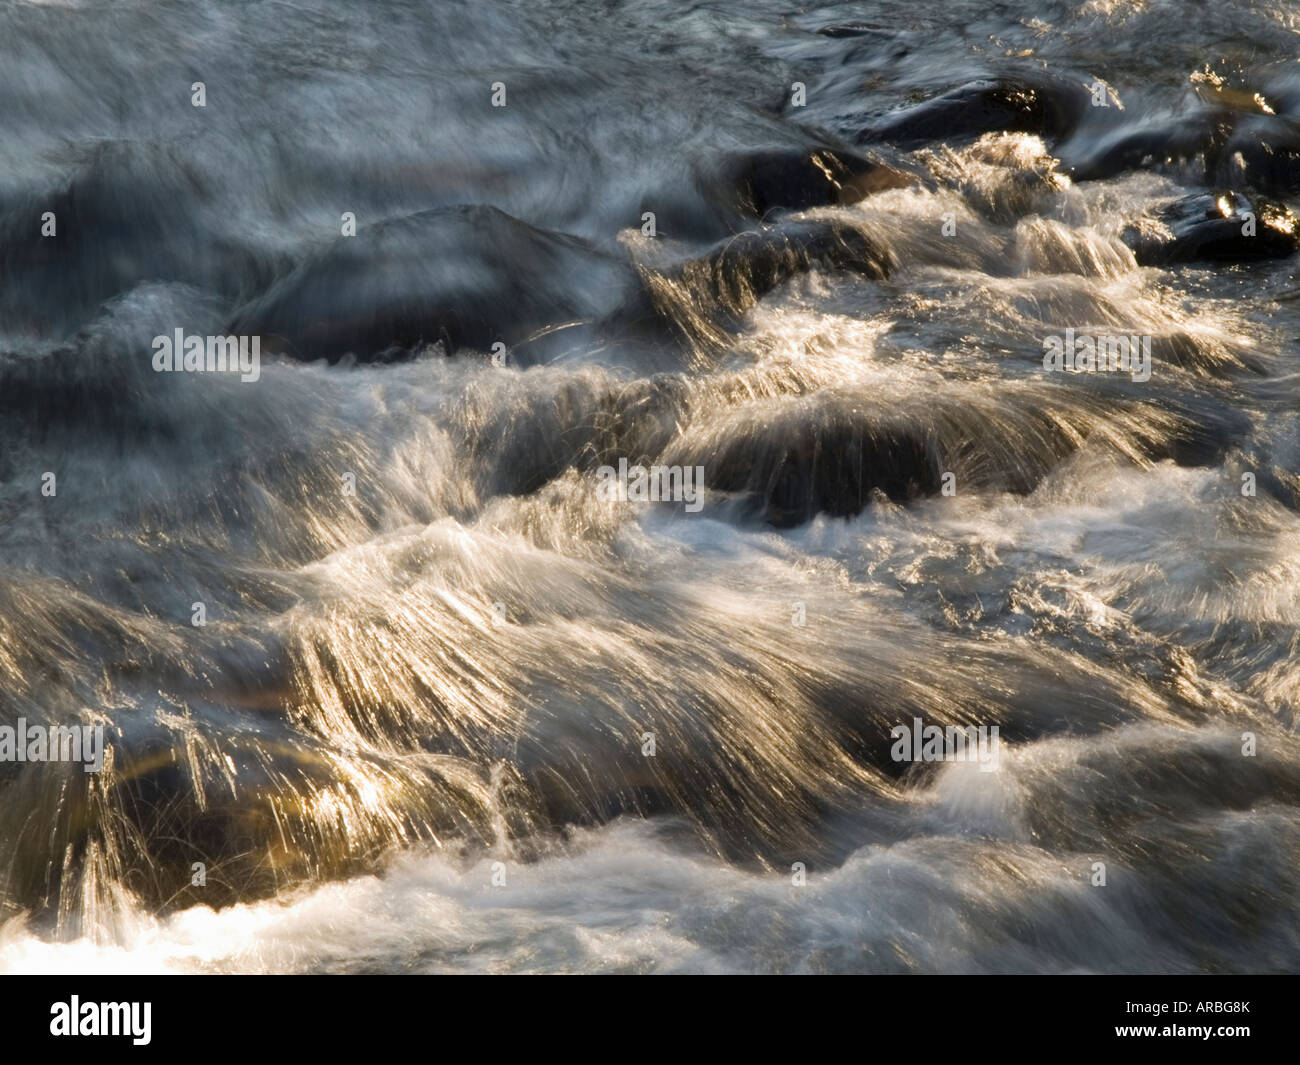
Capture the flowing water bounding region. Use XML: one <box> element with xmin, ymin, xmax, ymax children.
<box><xmin>2</xmin><ymin>0</ymin><xmax>1300</xmax><ymax>974</ymax></box>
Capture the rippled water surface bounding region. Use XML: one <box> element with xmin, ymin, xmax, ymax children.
<box><xmin>2</xmin><ymin>0</ymin><xmax>1300</xmax><ymax>973</ymax></box>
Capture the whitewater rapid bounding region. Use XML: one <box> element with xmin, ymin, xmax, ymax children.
<box><xmin>2</xmin><ymin>0</ymin><xmax>1300</xmax><ymax>973</ymax></box>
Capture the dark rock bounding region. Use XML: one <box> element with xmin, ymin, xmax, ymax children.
<box><xmin>1060</xmin><ymin>104</ymin><xmax>1300</xmax><ymax>197</ymax></box>
<box><xmin>1057</xmin><ymin>109</ymin><xmax>1231</xmax><ymax>183</ymax></box>
<box><xmin>666</xmin><ymin>397</ymin><xmax>941</xmax><ymax>527</ymax></box>
<box><xmin>714</xmin><ymin>145</ymin><xmax>918</xmax><ymax>219</ymax></box>
<box><xmin>1214</xmin><ymin>114</ymin><xmax>1300</xmax><ymax>195</ymax></box>
<box><xmin>856</xmin><ymin>73</ymin><xmax>1095</xmax><ymax>149</ymax></box>
<box><xmin>1123</xmin><ymin>190</ymin><xmax>1300</xmax><ymax>266</ymax></box>
<box><xmin>677</xmin><ymin>218</ymin><xmax>895</xmax><ymax>324</ymax></box>
<box><xmin>228</xmin><ymin>205</ymin><xmax>646</xmax><ymax>364</ymax></box>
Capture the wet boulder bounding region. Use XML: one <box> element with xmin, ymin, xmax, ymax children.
<box><xmin>674</xmin><ymin>217</ymin><xmax>895</xmax><ymax>326</ymax></box>
<box><xmin>1211</xmin><ymin>113</ymin><xmax>1300</xmax><ymax>196</ymax></box>
<box><xmin>1059</xmin><ymin>101</ymin><xmax>1300</xmax><ymax>196</ymax></box>
<box><xmin>1122</xmin><ymin>190</ymin><xmax>1300</xmax><ymax>266</ymax></box>
<box><xmin>664</xmin><ymin>395</ymin><xmax>941</xmax><ymax>527</ymax></box>
<box><xmin>227</xmin><ymin>205</ymin><xmax>647</xmax><ymax>364</ymax></box>
<box><xmin>645</xmin><ymin>217</ymin><xmax>895</xmax><ymax>350</ymax></box>
<box><xmin>856</xmin><ymin>73</ymin><xmax>1096</xmax><ymax>150</ymax></box>
<box><xmin>1056</xmin><ymin>108</ymin><xmax>1232</xmax><ymax>184</ymax></box>
<box><xmin>710</xmin><ymin>145</ymin><xmax>919</xmax><ymax>219</ymax></box>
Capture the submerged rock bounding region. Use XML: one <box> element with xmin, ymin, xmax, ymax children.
<box><xmin>664</xmin><ymin>394</ymin><xmax>944</xmax><ymax>527</ymax></box>
<box><xmin>0</xmin><ymin>139</ymin><xmax>283</xmax><ymax>340</ymax></box>
<box><xmin>230</xmin><ymin>203</ymin><xmax>899</xmax><ymax>367</ymax></box>
<box><xmin>688</xmin><ymin>218</ymin><xmax>895</xmax><ymax>316</ymax></box>
<box><xmin>642</xmin><ymin>217</ymin><xmax>896</xmax><ymax>352</ymax></box>
<box><xmin>1059</xmin><ymin>95</ymin><xmax>1300</xmax><ymax>195</ymax></box>
<box><xmin>228</xmin><ymin>205</ymin><xmax>647</xmax><ymax>364</ymax></box>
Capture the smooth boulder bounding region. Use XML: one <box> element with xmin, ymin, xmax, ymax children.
<box><xmin>227</xmin><ymin>205</ymin><xmax>647</xmax><ymax>364</ymax></box>
<box><xmin>1123</xmin><ymin>190</ymin><xmax>1300</xmax><ymax>265</ymax></box>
